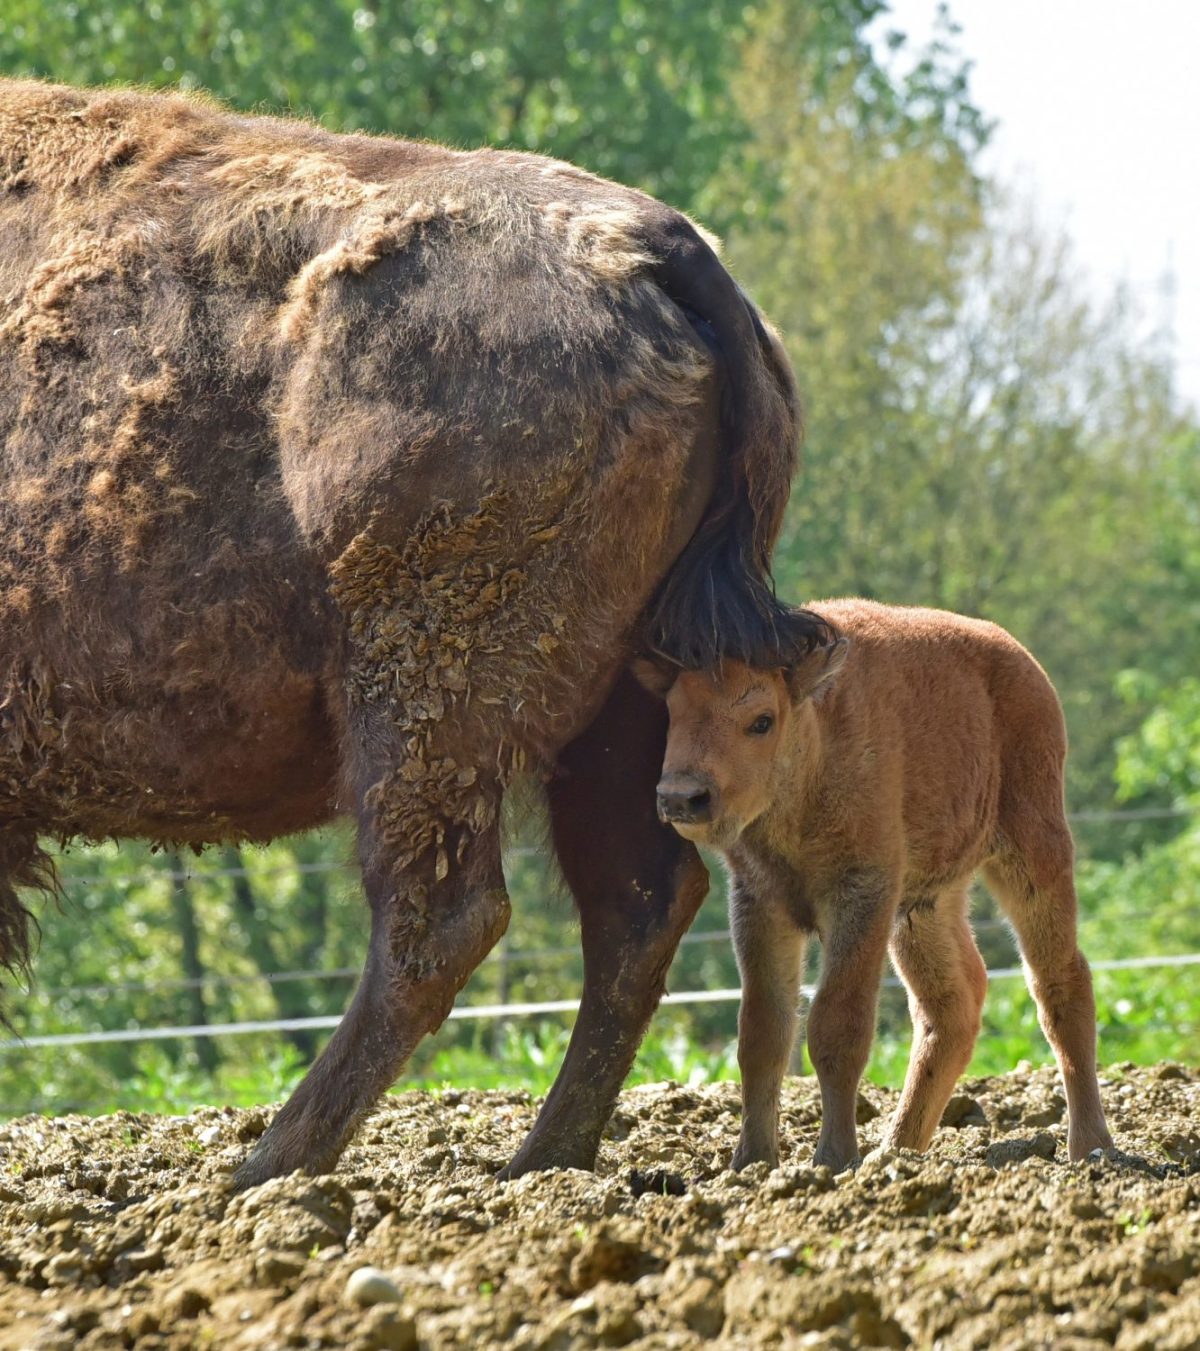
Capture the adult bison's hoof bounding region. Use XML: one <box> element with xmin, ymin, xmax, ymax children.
<box><xmin>497</xmin><ymin>1138</ymin><xmax>600</xmax><ymax>1181</ymax></box>
<box><xmin>731</xmin><ymin>1138</ymin><xmax>779</xmax><ymax>1172</ymax></box>
<box><xmin>812</xmin><ymin>1142</ymin><xmax>861</xmax><ymax>1175</ymax></box>
<box><xmin>230</xmin><ymin>1150</ymin><xmax>287</xmax><ymax>1193</ymax></box>
<box><xmin>230</xmin><ymin>1138</ymin><xmax>316</xmax><ymax>1192</ymax></box>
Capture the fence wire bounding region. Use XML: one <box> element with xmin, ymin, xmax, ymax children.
<box><xmin>4</xmin><ymin>950</ymin><xmax>1199</xmax><ymax>1052</ymax></box>
<box><xmin>9</xmin><ymin>804</ymin><xmax>1193</xmax><ymax>1049</ymax></box>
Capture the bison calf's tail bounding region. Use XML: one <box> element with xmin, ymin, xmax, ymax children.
<box><xmin>639</xmin><ymin>216</ymin><xmax>831</xmax><ymax>669</ymax></box>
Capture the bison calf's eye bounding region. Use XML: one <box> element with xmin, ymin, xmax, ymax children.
<box><xmin>747</xmin><ymin>714</ymin><xmax>774</xmax><ymax>736</ymax></box>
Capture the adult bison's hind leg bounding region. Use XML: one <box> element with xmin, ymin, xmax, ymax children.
<box><xmin>236</xmin><ymin>437</ymin><xmax>711</xmax><ymax>1187</ymax></box>
<box><xmin>233</xmin><ymin>748</ymin><xmax>511</xmax><ymax>1190</ymax></box>
<box><xmin>501</xmin><ymin>671</ymin><xmax>709</xmax><ymax>1178</ymax></box>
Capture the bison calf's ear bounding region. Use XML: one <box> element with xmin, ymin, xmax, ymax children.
<box><xmin>785</xmin><ymin>635</ymin><xmax>849</xmax><ymax>704</ymax></box>
<box><xmin>631</xmin><ymin>656</ymin><xmax>680</xmax><ymax>698</ymax></box>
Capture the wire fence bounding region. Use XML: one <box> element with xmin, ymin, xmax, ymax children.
<box><xmin>20</xmin><ymin>903</ymin><xmax>1185</xmax><ymax>1004</ymax></box>
<box><xmin>6</xmin><ymin>801</ymin><xmax>1193</xmax><ymax>1054</ymax></box>
<box><xmin>5</xmin><ymin>950</ymin><xmax>1200</xmax><ymax>1052</ymax></box>
<box><xmin>24</xmin><ymin>923</ymin><xmax>744</xmax><ymax>1002</ymax></box>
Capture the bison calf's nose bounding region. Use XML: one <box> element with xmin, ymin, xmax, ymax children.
<box><xmin>657</xmin><ymin>781</ymin><xmax>715</xmax><ymax>825</ymax></box>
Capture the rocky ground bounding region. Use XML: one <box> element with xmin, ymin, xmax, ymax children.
<box><xmin>1</xmin><ymin>1063</ymin><xmax>1199</xmax><ymax>1349</ymax></box>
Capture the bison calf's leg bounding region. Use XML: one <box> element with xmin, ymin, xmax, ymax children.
<box><xmin>731</xmin><ymin>889</ymin><xmax>806</xmax><ymax>1170</ymax></box>
<box><xmin>883</xmin><ymin>884</ymin><xmax>987</xmax><ymax>1152</ymax></box>
<box><xmin>984</xmin><ymin>846</ymin><xmax>1112</xmax><ymax>1160</ymax></box>
<box><xmin>807</xmin><ymin>872</ymin><xmax>895</xmax><ymax>1173</ymax></box>
<box><xmin>234</xmin><ymin>768</ymin><xmax>509</xmax><ymax>1191</ymax></box>
<box><xmin>502</xmin><ymin>671</ymin><xmax>709</xmax><ymax>1178</ymax></box>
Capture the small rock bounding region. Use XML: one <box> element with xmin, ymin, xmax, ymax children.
<box><xmin>1023</xmin><ymin>1095</ymin><xmax>1066</xmax><ymax>1128</ymax></box>
<box><xmin>593</xmin><ymin>1281</ymin><xmax>643</xmax><ymax>1344</ymax></box>
<box><xmin>855</xmin><ymin>1092</ymin><xmax>881</xmax><ymax>1124</ymax></box>
<box><xmin>254</xmin><ymin>1250</ymin><xmax>307</xmax><ymax>1285</ymax></box>
<box><xmin>1070</xmin><ymin>1194</ymin><xmax>1104</xmax><ymax>1220</ymax></box>
<box><xmin>359</xmin><ymin>1305</ymin><xmax>417</xmax><ymax>1351</ymax></box>
<box><xmin>764</xmin><ymin>1166</ymin><xmax>835</xmax><ymax>1199</ymax></box>
<box><xmin>346</xmin><ymin>1266</ymin><xmax>403</xmax><ymax>1307</ymax></box>
<box><xmin>104</xmin><ymin>1170</ymin><xmax>131</xmax><ymax>1202</ymax></box>
<box><xmin>986</xmin><ymin>1133</ymin><xmax>1057</xmax><ymax>1169</ymax></box>
<box><xmin>121</xmin><ymin>1307</ymin><xmax>159</xmax><ymax>1339</ymax></box>
<box><xmin>1138</xmin><ymin>1253</ymin><xmax>1196</xmax><ymax>1292</ymax></box>
<box><xmin>46</xmin><ymin>1306</ymin><xmax>99</xmax><ymax>1334</ymax></box>
<box><xmin>122</xmin><ymin>1247</ymin><xmax>164</xmax><ymax>1273</ymax></box>
<box><xmin>672</xmin><ymin>1274</ymin><xmax>724</xmax><ymax>1338</ymax></box>
<box><xmin>43</xmin><ymin>1252</ymin><xmax>86</xmax><ymax>1286</ymax></box>
<box><xmin>1155</xmin><ymin>1063</ymin><xmax>1189</xmax><ymax>1082</ymax></box>
<box><xmin>941</xmin><ymin>1095</ymin><xmax>988</xmax><ymax>1129</ymax></box>
<box><xmin>197</xmin><ymin>1125</ymin><xmax>223</xmax><ymax>1147</ymax></box>
<box><xmin>161</xmin><ymin>1285</ymin><xmax>211</xmax><ymax>1321</ymax></box>
<box><xmin>730</xmin><ymin>1160</ymin><xmax>772</xmax><ymax>1185</ymax></box>
<box><xmin>569</xmin><ymin>1231</ymin><xmax>647</xmax><ymax>1291</ymax></box>
<box><xmin>236</xmin><ymin>1110</ymin><xmax>269</xmax><ymax>1142</ymax></box>
<box><xmin>629</xmin><ymin>1168</ymin><xmax>686</xmax><ymax>1198</ymax></box>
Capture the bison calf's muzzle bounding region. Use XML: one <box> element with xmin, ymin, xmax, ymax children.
<box><xmin>656</xmin><ymin>776</ymin><xmax>717</xmax><ymax>827</ymax></box>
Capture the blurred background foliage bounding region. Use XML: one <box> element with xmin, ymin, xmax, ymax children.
<box><xmin>1</xmin><ymin>0</ymin><xmax>1197</xmax><ymax>1115</ymax></box>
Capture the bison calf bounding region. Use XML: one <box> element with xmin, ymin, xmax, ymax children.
<box><xmin>640</xmin><ymin>599</ymin><xmax>1113</xmax><ymax>1172</ymax></box>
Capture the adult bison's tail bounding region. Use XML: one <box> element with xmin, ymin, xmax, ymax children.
<box><xmin>639</xmin><ymin>214</ymin><xmax>833</xmax><ymax>669</ymax></box>
<box><xmin>0</xmin><ymin>826</ymin><xmax>53</xmax><ymax>1029</ymax></box>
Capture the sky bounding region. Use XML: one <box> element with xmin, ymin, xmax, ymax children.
<box><xmin>875</xmin><ymin>0</ymin><xmax>1200</xmax><ymax>411</ymax></box>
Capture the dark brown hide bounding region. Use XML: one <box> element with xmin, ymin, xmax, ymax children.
<box><xmin>0</xmin><ymin>80</ymin><xmax>804</xmax><ymax>1183</ymax></box>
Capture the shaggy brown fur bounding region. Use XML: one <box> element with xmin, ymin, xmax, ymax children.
<box><xmin>642</xmin><ymin>600</ymin><xmax>1114</xmax><ymax>1171</ymax></box>
<box><xmin>0</xmin><ymin>79</ymin><xmax>813</xmax><ymax>1184</ymax></box>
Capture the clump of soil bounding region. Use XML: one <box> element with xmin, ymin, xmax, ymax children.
<box><xmin>1</xmin><ymin>1063</ymin><xmax>1198</xmax><ymax>1349</ymax></box>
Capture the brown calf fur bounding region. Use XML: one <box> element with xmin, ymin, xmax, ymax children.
<box><xmin>0</xmin><ymin>80</ymin><xmax>827</xmax><ymax>1187</ymax></box>
<box><xmin>640</xmin><ymin>599</ymin><xmax>1114</xmax><ymax>1172</ymax></box>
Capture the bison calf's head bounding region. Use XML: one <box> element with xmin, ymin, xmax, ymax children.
<box><xmin>635</xmin><ymin>635</ymin><xmax>848</xmax><ymax>849</ymax></box>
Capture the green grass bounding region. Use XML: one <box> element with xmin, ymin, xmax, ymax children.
<box><xmin>1</xmin><ymin>966</ymin><xmax>1196</xmax><ymax>1120</ymax></box>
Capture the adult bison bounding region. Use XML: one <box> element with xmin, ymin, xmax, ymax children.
<box><xmin>0</xmin><ymin>80</ymin><xmax>819</xmax><ymax>1188</ymax></box>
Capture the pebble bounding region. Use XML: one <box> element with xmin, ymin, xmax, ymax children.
<box><xmin>986</xmin><ymin>1132</ymin><xmax>1057</xmax><ymax>1169</ymax></box>
<box><xmin>360</xmin><ymin>1306</ymin><xmax>417</xmax><ymax>1351</ymax></box>
<box><xmin>346</xmin><ymin>1266</ymin><xmax>403</xmax><ymax>1307</ymax></box>
<box><xmin>941</xmin><ymin>1094</ymin><xmax>989</xmax><ymax>1129</ymax></box>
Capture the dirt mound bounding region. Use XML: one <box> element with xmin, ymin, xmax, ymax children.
<box><xmin>1</xmin><ymin>1062</ymin><xmax>1198</xmax><ymax>1349</ymax></box>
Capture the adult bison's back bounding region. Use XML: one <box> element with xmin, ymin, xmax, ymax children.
<box><xmin>0</xmin><ymin>81</ymin><xmax>818</xmax><ymax>1185</ymax></box>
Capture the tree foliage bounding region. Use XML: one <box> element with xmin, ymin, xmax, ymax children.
<box><xmin>0</xmin><ymin>1</ymin><xmax>1197</xmax><ymax>1107</ymax></box>
<box><xmin>0</xmin><ymin>0</ymin><xmax>955</xmax><ymax>228</ymax></box>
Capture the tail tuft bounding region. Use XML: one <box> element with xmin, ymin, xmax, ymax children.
<box><xmin>640</xmin><ymin>494</ymin><xmax>834</xmax><ymax>669</ymax></box>
<box><xmin>0</xmin><ymin>826</ymin><xmax>55</xmax><ymax>1031</ymax></box>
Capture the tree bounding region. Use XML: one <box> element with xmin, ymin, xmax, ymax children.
<box><xmin>0</xmin><ymin>1</ymin><xmax>982</xmax><ymax>230</ymax></box>
<box><xmin>729</xmin><ymin>22</ymin><xmax>1196</xmax><ymax>815</ymax></box>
